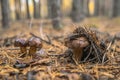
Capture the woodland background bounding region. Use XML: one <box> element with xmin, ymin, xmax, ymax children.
<box><xmin>0</xmin><ymin>0</ymin><xmax>120</xmax><ymax>30</ymax></box>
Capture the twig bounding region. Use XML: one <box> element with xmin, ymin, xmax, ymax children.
<box><xmin>31</xmin><ymin>59</ymin><xmax>51</xmax><ymax>67</ymax></box>
<box><xmin>102</xmin><ymin>37</ymin><xmax>115</xmax><ymax>64</ymax></box>
<box><xmin>46</xmin><ymin>34</ymin><xmax>52</xmax><ymax>44</ymax></box>
<box><xmin>30</xmin><ymin>33</ymin><xmax>60</xmax><ymax>48</ymax></box>
<box><xmin>72</xmin><ymin>57</ymin><xmax>85</xmax><ymax>72</ymax></box>
<box><xmin>91</xmin><ymin>42</ymin><xmax>101</xmax><ymax>62</ymax></box>
<box><xmin>83</xmin><ymin>46</ymin><xmax>92</xmax><ymax>61</ymax></box>
<box><xmin>0</xmin><ymin>47</ymin><xmax>28</xmax><ymax>51</ymax></box>
<box><xmin>83</xmin><ymin>26</ymin><xmax>103</xmax><ymax>62</ymax></box>
<box><xmin>88</xmin><ymin>57</ymin><xmax>97</xmax><ymax>62</ymax></box>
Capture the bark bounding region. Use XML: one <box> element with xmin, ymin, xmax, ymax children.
<box><xmin>47</xmin><ymin>0</ymin><xmax>52</xmax><ymax>18</ymax></box>
<box><xmin>26</xmin><ymin>0</ymin><xmax>30</xmax><ymax>19</ymax></box>
<box><xmin>94</xmin><ymin>0</ymin><xmax>99</xmax><ymax>16</ymax></box>
<box><xmin>99</xmin><ymin>0</ymin><xmax>105</xmax><ymax>16</ymax></box>
<box><xmin>107</xmin><ymin>0</ymin><xmax>115</xmax><ymax>18</ymax></box>
<box><xmin>50</xmin><ymin>0</ymin><xmax>62</xmax><ymax>29</ymax></box>
<box><xmin>71</xmin><ymin>0</ymin><xmax>84</xmax><ymax>22</ymax></box>
<box><xmin>15</xmin><ymin>0</ymin><xmax>21</xmax><ymax>20</ymax></box>
<box><xmin>115</xmin><ymin>0</ymin><xmax>120</xmax><ymax>16</ymax></box>
<box><xmin>107</xmin><ymin>0</ymin><xmax>120</xmax><ymax>18</ymax></box>
<box><xmin>83</xmin><ymin>0</ymin><xmax>89</xmax><ymax>17</ymax></box>
<box><xmin>47</xmin><ymin>0</ymin><xmax>62</xmax><ymax>18</ymax></box>
<box><xmin>33</xmin><ymin>0</ymin><xmax>40</xmax><ymax>19</ymax></box>
<box><xmin>0</xmin><ymin>2</ymin><xmax>1</xmax><ymax>20</ymax></box>
<box><xmin>1</xmin><ymin>0</ymin><xmax>10</xmax><ymax>28</ymax></box>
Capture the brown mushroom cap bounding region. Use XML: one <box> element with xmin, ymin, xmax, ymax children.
<box><xmin>71</xmin><ymin>37</ymin><xmax>89</xmax><ymax>49</ymax></box>
<box><xmin>28</xmin><ymin>37</ymin><xmax>42</xmax><ymax>48</ymax></box>
<box><xmin>14</xmin><ymin>38</ymin><xmax>28</xmax><ymax>47</ymax></box>
<box><xmin>65</xmin><ymin>36</ymin><xmax>89</xmax><ymax>49</ymax></box>
<box><xmin>64</xmin><ymin>36</ymin><xmax>90</xmax><ymax>62</ymax></box>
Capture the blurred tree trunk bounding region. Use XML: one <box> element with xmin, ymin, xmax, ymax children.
<box><xmin>0</xmin><ymin>2</ymin><xmax>1</xmax><ymax>20</ymax></box>
<box><xmin>1</xmin><ymin>0</ymin><xmax>10</xmax><ymax>28</ymax></box>
<box><xmin>94</xmin><ymin>0</ymin><xmax>99</xmax><ymax>16</ymax></box>
<box><xmin>71</xmin><ymin>0</ymin><xmax>84</xmax><ymax>22</ymax></box>
<box><xmin>15</xmin><ymin>0</ymin><xmax>21</xmax><ymax>20</ymax></box>
<box><xmin>83</xmin><ymin>0</ymin><xmax>89</xmax><ymax>17</ymax></box>
<box><xmin>33</xmin><ymin>0</ymin><xmax>40</xmax><ymax>19</ymax></box>
<box><xmin>99</xmin><ymin>0</ymin><xmax>105</xmax><ymax>16</ymax></box>
<box><xmin>50</xmin><ymin>0</ymin><xmax>62</xmax><ymax>29</ymax></box>
<box><xmin>47</xmin><ymin>0</ymin><xmax>62</xmax><ymax>18</ymax></box>
<box><xmin>107</xmin><ymin>0</ymin><xmax>115</xmax><ymax>18</ymax></box>
<box><xmin>107</xmin><ymin>0</ymin><xmax>120</xmax><ymax>18</ymax></box>
<box><xmin>47</xmin><ymin>0</ymin><xmax>52</xmax><ymax>18</ymax></box>
<box><xmin>115</xmin><ymin>0</ymin><xmax>120</xmax><ymax>16</ymax></box>
<box><xmin>26</xmin><ymin>0</ymin><xmax>30</xmax><ymax>19</ymax></box>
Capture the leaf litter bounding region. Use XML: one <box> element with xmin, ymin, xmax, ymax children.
<box><xmin>0</xmin><ymin>25</ymin><xmax>120</xmax><ymax>80</ymax></box>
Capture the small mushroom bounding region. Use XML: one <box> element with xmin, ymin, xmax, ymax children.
<box><xmin>14</xmin><ymin>38</ymin><xmax>28</xmax><ymax>53</ymax></box>
<box><xmin>28</xmin><ymin>37</ymin><xmax>42</xmax><ymax>56</ymax></box>
<box><xmin>65</xmin><ymin>36</ymin><xmax>89</xmax><ymax>63</ymax></box>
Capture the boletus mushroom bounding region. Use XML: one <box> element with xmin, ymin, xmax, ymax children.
<box><xmin>65</xmin><ymin>36</ymin><xmax>89</xmax><ymax>63</ymax></box>
<box><xmin>14</xmin><ymin>38</ymin><xmax>28</xmax><ymax>53</ymax></box>
<box><xmin>28</xmin><ymin>37</ymin><xmax>42</xmax><ymax>56</ymax></box>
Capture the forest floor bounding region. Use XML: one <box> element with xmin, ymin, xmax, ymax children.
<box><xmin>0</xmin><ymin>17</ymin><xmax>120</xmax><ymax>80</ymax></box>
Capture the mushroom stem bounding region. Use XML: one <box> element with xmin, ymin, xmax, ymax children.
<box><xmin>20</xmin><ymin>47</ymin><xmax>27</xmax><ymax>53</ymax></box>
<box><xmin>73</xmin><ymin>49</ymin><xmax>83</xmax><ymax>63</ymax></box>
<box><xmin>29</xmin><ymin>47</ymin><xmax>37</xmax><ymax>56</ymax></box>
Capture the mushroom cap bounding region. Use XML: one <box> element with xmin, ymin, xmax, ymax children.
<box><xmin>72</xmin><ymin>37</ymin><xmax>89</xmax><ymax>49</ymax></box>
<box><xmin>14</xmin><ymin>38</ymin><xmax>28</xmax><ymax>47</ymax></box>
<box><xmin>65</xmin><ymin>37</ymin><xmax>89</xmax><ymax>49</ymax></box>
<box><xmin>28</xmin><ymin>37</ymin><xmax>42</xmax><ymax>48</ymax></box>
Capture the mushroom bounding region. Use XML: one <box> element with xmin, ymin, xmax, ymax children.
<box><xmin>14</xmin><ymin>38</ymin><xmax>28</xmax><ymax>53</ymax></box>
<box><xmin>65</xmin><ymin>36</ymin><xmax>89</xmax><ymax>63</ymax></box>
<box><xmin>28</xmin><ymin>37</ymin><xmax>42</xmax><ymax>56</ymax></box>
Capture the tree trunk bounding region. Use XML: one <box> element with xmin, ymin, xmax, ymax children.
<box><xmin>26</xmin><ymin>0</ymin><xmax>30</xmax><ymax>19</ymax></box>
<box><xmin>83</xmin><ymin>0</ymin><xmax>89</xmax><ymax>17</ymax></box>
<box><xmin>0</xmin><ymin>2</ymin><xmax>1</xmax><ymax>20</ymax></box>
<box><xmin>33</xmin><ymin>0</ymin><xmax>40</xmax><ymax>19</ymax></box>
<box><xmin>47</xmin><ymin>0</ymin><xmax>62</xmax><ymax>18</ymax></box>
<box><xmin>47</xmin><ymin>0</ymin><xmax>52</xmax><ymax>18</ymax></box>
<box><xmin>99</xmin><ymin>0</ymin><xmax>105</xmax><ymax>16</ymax></box>
<box><xmin>71</xmin><ymin>0</ymin><xmax>84</xmax><ymax>22</ymax></box>
<box><xmin>50</xmin><ymin>0</ymin><xmax>62</xmax><ymax>29</ymax></box>
<box><xmin>1</xmin><ymin>0</ymin><xmax>10</xmax><ymax>28</ymax></box>
<box><xmin>15</xmin><ymin>0</ymin><xmax>21</xmax><ymax>20</ymax></box>
<box><xmin>94</xmin><ymin>0</ymin><xmax>99</xmax><ymax>16</ymax></box>
<box><xmin>115</xmin><ymin>0</ymin><xmax>120</xmax><ymax>16</ymax></box>
<box><xmin>107</xmin><ymin>0</ymin><xmax>120</xmax><ymax>18</ymax></box>
<box><xmin>107</xmin><ymin>0</ymin><xmax>115</xmax><ymax>18</ymax></box>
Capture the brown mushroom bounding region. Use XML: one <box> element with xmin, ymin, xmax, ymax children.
<box><xmin>28</xmin><ymin>37</ymin><xmax>42</xmax><ymax>56</ymax></box>
<box><xmin>65</xmin><ymin>36</ymin><xmax>89</xmax><ymax>63</ymax></box>
<box><xmin>14</xmin><ymin>38</ymin><xmax>28</xmax><ymax>53</ymax></box>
